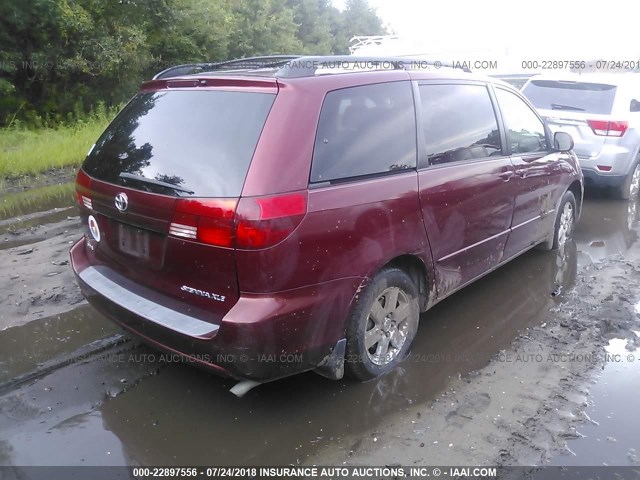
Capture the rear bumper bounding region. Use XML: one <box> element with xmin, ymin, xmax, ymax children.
<box><xmin>580</xmin><ymin>168</ymin><xmax>626</xmax><ymax>188</ymax></box>
<box><xmin>70</xmin><ymin>238</ymin><xmax>359</xmax><ymax>381</ymax></box>
<box><xmin>578</xmin><ymin>144</ymin><xmax>636</xmax><ymax>180</ymax></box>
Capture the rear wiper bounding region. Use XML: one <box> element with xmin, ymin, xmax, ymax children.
<box><xmin>550</xmin><ymin>103</ymin><xmax>585</xmax><ymax>111</ymax></box>
<box><xmin>119</xmin><ymin>172</ymin><xmax>195</xmax><ymax>195</ymax></box>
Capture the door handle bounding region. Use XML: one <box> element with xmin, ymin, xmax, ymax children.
<box><xmin>499</xmin><ymin>171</ymin><xmax>514</xmax><ymax>181</ymax></box>
<box><xmin>515</xmin><ymin>169</ymin><xmax>527</xmax><ymax>177</ymax></box>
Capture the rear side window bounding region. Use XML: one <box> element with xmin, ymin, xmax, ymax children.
<box><xmin>83</xmin><ymin>90</ymin><xmax>275</xmax><ymax>197</ymax></box>
<box><xmin>523</xmin><ymin>80</ymin><xmax>617</xmax><ymax>115</ymax></box>
<box><xmin>311</xmin><ymin>82</ymin><xmax>416</xmax><ymax>183</ymax></box>
<box><xmin>495</xmin><ymin>88</ymin><xmax>547</xmax><ymax>154</ymax></box>
<box><xmin>419</xmin><ymin>84</ymin><xmax>501</xmax><ymax>165</ymax></box>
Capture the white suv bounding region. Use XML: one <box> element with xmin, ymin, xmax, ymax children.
<box><xmin>523</xmin><ymin>73</ymin><xmax>640</xmax><ymax>199</ymax></box>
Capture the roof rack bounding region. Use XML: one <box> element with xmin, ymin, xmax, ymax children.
<box><xmin>153</xmin><ymin>55</ymin><xmax>303</xmax><ymax>80</ymax></box>
<box><xmin>152</xmin><ymin>54</ymin><xmax>471</xmax><ymax>80</ymax></box>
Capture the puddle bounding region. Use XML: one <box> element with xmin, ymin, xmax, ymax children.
<box><xmin>4</xmin><ymin>411</ymin><xmax>128</xmax><ymax>466</ymax></box>
<box><xmin>0</xmin><ymin>240</ymin><xmax>577</xmax><ymax>466</ymax></box>
<box><xmin>574</xmin><ymin>198</ymin><xmax>639</xmax><ymax>267</ymax></box>
<box><xmin>0</xmin><ymin>206</ymin><xmax>75</xmax><ymax>235</ymax></box>
<box><xmin>548</xmin><ymin>197</ymin><xmax>640</xmax><ymax>466</ymax></box>
<box><xmin>0</xmin><ymin>182</ymin><xmax>75</xmax><ymax>222</ymax></box>
<box><xmin>0</xmin><ymin>182</ymin><xmax>79</xmax><ymax>250</ymax></box>
<box><xmin>0</xmin><ymin>343</ymin><xmax>161</xmax><ymax>466</ymax></box>
<box><xmin>0</xmin><ymin>213</ymin><xmax>79</xmax><ymax>251</ymax></box>
<box><xmin>0</xmin><ymin>305</ymin><xmax>121</xmax><ymax>385</ymax></box>
<box><xmin>0</xmin><ymin>182</ymin><xmax>77</xmax><ymax>242</ymax></box>
<box><xmin>0</xmin><ymin>197</ymin><xmax>638</xmax><ymax>466</ymax></box>
<box><xmin>550</xmin><ymin>337</ymin><xmax>640</xmax><ymax>466</ymax></box>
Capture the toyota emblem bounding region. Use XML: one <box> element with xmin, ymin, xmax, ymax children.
<box><xmin>115</xmin><ymin>192</ymin><xmax>129</xmax><ymax>212</ymax></box>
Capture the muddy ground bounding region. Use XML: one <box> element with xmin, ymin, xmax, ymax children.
<box><xmin>1</xmin><ymin>215</ymin><xmax>84</xmax><ymax>329</ymax></box>
<box><xmin>0</xmin><ymin>166</ymin><xmax>78</xmax><ymax>195</ymax></box>
<box><xmin>1</xmin><ymin>172</ymin><xmax>83</xmax><ymax>329</ymax></box>
<box><xmin>0</xmin><ymin>182</ymin><xmax>639</xmax><ymax>467</ymax></box>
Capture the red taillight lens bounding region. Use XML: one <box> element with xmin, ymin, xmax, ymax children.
<box><xmin>169</xmin><ymin>191</ymin><xmax>307</xmax><ymax>249</ymax></box>
<box><xmin>587</xmin><ymin>119</ymin><xmax>628</xmax><ymax>137</ymax></box>
<box><xmin>75</xmin><ymin>169</ymin><xmax>93</xmax><ymax>209</ymax></box>
<box><xmin>170</xmin><ymin>198</ymin><xmax>237</xmax><ymax>247</ymax></box>
<box><xmin>235</xmin><ymin>191</ymin><xmax>307</xmax><ymax>249</ymax></box>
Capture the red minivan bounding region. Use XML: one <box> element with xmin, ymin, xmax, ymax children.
<box><xmin>70</xmin><ymin>56</ymin><xmax>583</xmax><ymax>383</ymax></box>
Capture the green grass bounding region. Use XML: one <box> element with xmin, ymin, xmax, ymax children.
<box><xmin>0</xmin><ymin>109</ymin><xmax>115</xmax><ymax>179</ymax></box>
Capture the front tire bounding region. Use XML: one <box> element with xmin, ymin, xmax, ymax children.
<box><xmin>551</xmin><ymin>191</ymin><xmax>577</xmax><ymax>250</ymax></box>
<box><xmin>345</xmin><ymin>268</ymin><xmax>420</xmax><ymax>381</ymax></box>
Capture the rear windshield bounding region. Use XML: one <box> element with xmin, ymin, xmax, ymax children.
<box><xmin>83</xmin><ymin>90</ymin><xmax>275</xmax><ymax>197</ymax></box>
<box><xmin>522</xmin><ymin>80</ymin><xmax>617</xmax><ymax>115</ymax></box>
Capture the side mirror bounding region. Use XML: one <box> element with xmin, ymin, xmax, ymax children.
<box><xmin>631</xmin><ymin>99</ymin><xmax>640</xmax><ymax>112</ymax></box>
<box><xmin>553</xmin><ymin>131</ymin><xmax>574</xmax><ymax>152</ymax></box>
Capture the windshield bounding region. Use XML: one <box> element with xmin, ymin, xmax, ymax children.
<box><xmin>83</xmin><ymin>90</ymin><xmax>275</xmax><ymax>197</ymax></box>
<box><xmin>522</xmin><ymin>79</ymin><xmax>617</xmax><ymax>115</ymax></box>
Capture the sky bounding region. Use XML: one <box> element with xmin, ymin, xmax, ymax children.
<box><xmin>336</xmin><ymin>0</ymin><xmax>640</xmax><ymax>61</ymax></box>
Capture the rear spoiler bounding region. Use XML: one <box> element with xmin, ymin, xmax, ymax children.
<box><xmin>140</xmin><ymin>76</ymin><xmax>279</xmax><ymax>93</ymax></box>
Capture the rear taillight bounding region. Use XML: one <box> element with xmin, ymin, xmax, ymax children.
<box><xmin>170</xmin><ymin>191</ymin><xmax>308</xmax><ymax>249</ymax></box>
<box><xmin>170</xmin><ymin>198</ymin><xmax>238</xmax><ymax>248</ymax></box>
<box><xmin>235</xmin><ymin>191</ymin><xmax>307</xmax><ymax>249</ymax></box>
<box><xmin>75</xmin><ymin>169</ymin><xmax>93</xmax><ymax>209</ymax></box>
<box><xmin>587</xmin><ymin>119</ymin><xmax>628</xmax><ymax>137</ymax></box>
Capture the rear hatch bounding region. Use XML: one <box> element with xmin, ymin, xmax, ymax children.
<box><xmin>522</xmin><ymin>79</ymin><xmax>618</xmax><ymax>158</ymax></box>
<box><xmin>78</xmin><ymin>84</ymin><xmax>276</xmax><ymax>323</ymax></box>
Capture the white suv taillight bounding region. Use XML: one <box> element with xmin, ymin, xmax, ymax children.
<box><xmin>587</xmin><ymin>119</ymin><xmax>628</xmax><ymax>137</ymax></box>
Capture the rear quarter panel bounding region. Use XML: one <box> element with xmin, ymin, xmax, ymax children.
<box><xmin>237</xmin><ymin>73</ymin><xmax>436</xmax><ymax>342</ymax></box>
<box><xmin>236</xmin><ymin>173</ymin><xmax>431</xmax><ymax>293</ymax></box>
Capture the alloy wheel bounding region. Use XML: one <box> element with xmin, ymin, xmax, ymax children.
<box><xmin>364</xmin><ymin>287</ymin><xmax>416</xmax><ymax>366</ymax></box>
<box><xmin>557</xmin><ymin>202</ymin><xmax>574</xmax><ymax>246</ymax></box>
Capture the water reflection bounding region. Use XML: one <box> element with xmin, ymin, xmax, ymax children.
<box><xmin>0</xmin><ymin>182</ymin><xmax>74</xmax><ymax>222</ymax></box>
<box><xmin>83</xmin><ymin>90</ymin><xmax>276</xmax><ymax>197</ymax></box>
<box><xmin>574</xmin><ymin>197</ymin><xmax>639</xmax><ymax>265</ymax></box>
<box><xmin>549</xmin><ymin>338</ymin><xmax>640</xmax><ymax>466</ymax></box>
<box><xmin>0</xmin><ymin>305</ymin><xmax>119</xmax><ymax>384</ymax></box>
<box><xmin>97</xmin><ymin>241</ymin><xmax>577</xmax><ymax>465</ymax></box>
<box><xmin>84</xmin><ymin>94</ymin><xmax>156</xmax><ymax>185</ymax></box>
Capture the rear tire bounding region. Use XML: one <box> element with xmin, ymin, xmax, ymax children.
<box><xmin>345</xmin><ymin>268</ymin><xmax>420</xmax><ymax>381</ymax></box>
<box><xmin>550</xmin><ymin>191</ymin><xmax>577</xmax><ymax>250</ymax></box>
<box><xmin>618</xmin><ymin>162</ymin><xmax>640</xmax><ymax>200</ymax></box>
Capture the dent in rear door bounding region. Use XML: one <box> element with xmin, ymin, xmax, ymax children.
<box><xmin>415</xmin><ymin>81</ymin><xmax>515</xmax><ymax>298</ymax></box>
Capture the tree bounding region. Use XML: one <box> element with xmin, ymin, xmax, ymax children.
<box><xmin>287</xmin><ymin>0</ymin><xmax>337</xmax><ymax>55</ymax></box>
<box><xmin>0</xmin><ymin>0</ymin><xmax>387</xmax><ymax>127</ymax></box>
<box><xmin>147</xmin><ymin>0</ymin><xmax>234</xmax><ymax>68</ymax></box>
<box><xmin>331</xmin><ymin>0</ymin><xmax>386</xmax><ymax>54</ymax></box>
<box><xmin>0</xmin><ymin>0</ymin><xmax>153</xmax><ymax>125</ymax></box>
<box><xmin>226</xmin><ymin>0</ymin><xmax>302</xmax><ymax>58</ymax></box>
